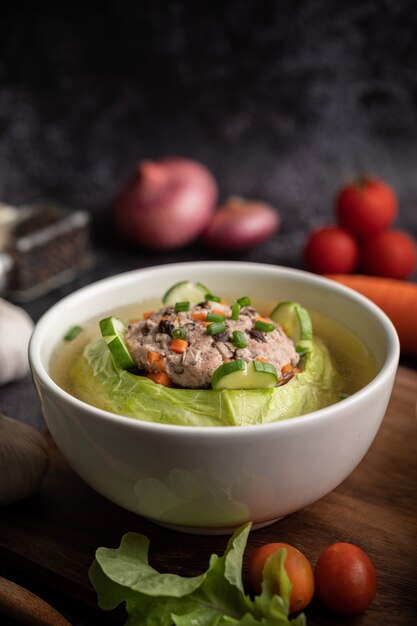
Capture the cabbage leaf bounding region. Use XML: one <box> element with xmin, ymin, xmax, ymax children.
<box><xmin>70</xmin><ymin>337</ymin><xmax>341</xmax><ymax>427</ymax></box>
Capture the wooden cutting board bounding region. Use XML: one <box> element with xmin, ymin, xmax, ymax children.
<box><xmin>1</xmin><ymin>366</ymin><xmax>417</xmax><ymax>625</ymax></box>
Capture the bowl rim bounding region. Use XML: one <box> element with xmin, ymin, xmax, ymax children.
<box><xmin>29</xmin><ymin>261</ymin><xmax>400</xmax><ymax>437</ymax></box>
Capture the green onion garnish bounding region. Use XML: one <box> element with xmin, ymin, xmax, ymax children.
<box><xmin>339</xmin><ymin>392</ymin><xmax>351</xmax><ymax>400</ymax></box>
<box><xmin>237</xmin><ymin>296</ymin><xmax>251</xmax><ymax>307</ymax></box>
<box><xmin>172</xmin><ymin>328</ymin><xmax>187</xmax><ymax>340</ymax></box>
<box><xmin>232</xmin><ymin>330</ymin><xmax>247</xmax><ymax>349</ymax></box>
<box><xmin>254</xmin><ymin>320</ymin><xmax>274</xmax><ymax>333</ymax></box>
<box><xmin>206</xmin><ymin>321</ymin><xmax>227</xmax><ymax>335</ymax></box>
<box><xmin>231</xmin><ymin>302</ymin><xmax>241</xmax><ymax>320</ymax></box>
<box><xmin>174</xmin><ymin>301</ymin><xmax>190</xmax><ymax>312</ymax></box>
<box><xmin>205</xmin><ymin>293</ymin><xmax>221</xmax><ymax>303</ymax></box>
<box><xmin>64</xmin><ymin>325</ymin><xmax>83</xmax><ymax>341</ymax></box>
<box><xmin>206</xmin><ymin>311</ymin><xmax>225</xmax><ymax>322</ymax></box>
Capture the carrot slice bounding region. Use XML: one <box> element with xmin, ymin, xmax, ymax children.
<box><xmin>143</xmin><ymin>311</ymin><xmax>154</xmax><ymax>319</ymax></box>
<box><xmin>281</xmin><ymin>363</ymin><xmax>293</xmax><ymax>375</ymax></box>
<box><xmin>155</xmin><ymin>357</ymin><xmax>166</xmax><ymax>372</ymax></box>
<box><xmin>147</xmin><ymin>351</ymin><xmax>161</xmax><ymax>363</ymax></box>
<box><xmin>148</xmin><ymin>372</ymin><xmax>172</xmax><ymax>387</ymax></box>
<box><xmin>192</xmin><ymin>312</ymin><xmax>207</xmax><ymax>321</ymax></box>
<box><xmin>146</xmin><ymin>351</ymin><xmax>166</xmax><ymax>372</ymax></box>
<box><xmin>256</xmin><ymin>357</ymin><xmax>268</xmax><ymax>362</ymax></box>
<box><xmin>212</xmin><ymin>309</ymin><xmax>227</xmax><ymax>317</ymax></box>
<box><xmin>169</xmin><ymin>338</ymin><xmax>188</xmax><ymax>353</ymax></box>
<box><xmin>256</xmin><ymin>316</ymin><xmax>272</xmax><ymax>324</ymax></box>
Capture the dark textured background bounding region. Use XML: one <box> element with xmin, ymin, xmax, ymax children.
<box><xmin>1</xmin><ymin>2</ymin><xmax>417</xmax><ymax>624</ymax></box>
<box><xmin>0</xmin><ymin>0</ymin><xmax>417</xmax><ymax>281</ymax></box>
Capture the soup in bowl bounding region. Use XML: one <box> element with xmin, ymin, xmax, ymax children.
<box><xmin>29</xmin><ymin>262</ymin><xmax>399</xmax><ymax>533</ymax></box>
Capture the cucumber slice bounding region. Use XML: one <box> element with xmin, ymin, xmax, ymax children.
<box><xmin>247</xmin><ymin>360</ymin><xmax>279</xmax><ymax>387</ymax></box>
<box><xmin>270</xmin><ymin>301</ymin><xmax>313</xmax><ymax>344</ymax></box>
<box><xmin>99</xmin><ymin>316</ymin><xmax>135</xmax><ymax>370</ymax></box>
<box><xmin>162</xmin><ymin>281</ymin><xmax>210</xmax><ymax>305</ymax></box>
<box><xmin>211</xmin><ymin>359</ymin><xmax>246</xmax><ymax>389</ymax></box>
<box><xmin>211</xmin><ymin>359</ymin><xmax>278</xmax><ymax>390</ymax></box>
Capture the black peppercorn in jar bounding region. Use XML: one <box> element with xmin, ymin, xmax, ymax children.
<box><xmin>0</xmin><ymin>201</ymin><xmax>91</xmax><ymax>301</ymax></box>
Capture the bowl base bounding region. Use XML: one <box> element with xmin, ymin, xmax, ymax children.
<box><xmin>153</xmin><ymin>516</ymin><xmax>284</xmax><ymax>535</ymax></box>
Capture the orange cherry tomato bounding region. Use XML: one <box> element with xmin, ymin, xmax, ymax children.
<box><xmin>248</xmin><ymin>542</ymin><xmax>314</xmax><ymax>613</ymax></box>
<box><xmin>314</xmin><ymin>542</ymin><xmax>377</xmax><ymax>615</ymax></box>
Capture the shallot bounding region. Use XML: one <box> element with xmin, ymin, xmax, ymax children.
<box><xmin>203</xmin><ymin>197</ymin><xmax>279</xmax><ymax>251</ymax></box>
<box><xmin>115</xmin><ymin>157</ymin><xmax>218</xmax><ymax>250</ymax></box>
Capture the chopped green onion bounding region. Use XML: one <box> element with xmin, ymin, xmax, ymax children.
<box><xmin>172</xmin><ymin>328</ymin><xmax>187</xmax><ymax>340</ymax></box>
<box><xmin>64</xmin><ymin>325</ymin><xmax>83</xmax><ymax>341</ymax></box>
<box><xmin>339</xmin><ymin>392</ymin><xmax>351</xmax><ymax>400</ymax></box>
<box><xmin>206</xmin><ymin>321</ymin><xmax>227</xmax><ymax>335</ymax></box>
<box><xmin>254</xmin><ymin>320</ymin><xmax>274</xmax><ymax>333</ymax></box>
<box><xmin>205</xmin><ymin>293</ymin><xmax>221</xmax><ymax>302</ymax></box>
<box><xmin>231</xmin><ymin>302</ymin><xmax>241</xmax><ymax>320</ymax></box>
<box><xmin>232</xmin><ymin>330</ymin><xmax>247</xmax><ymax>349</ymax></box>
<box><xmin>206</xmin><ymin>311</ymin><xmax>225</xmax><ymax>322</ymax></box>
<box><xmin>174</xmin><ymin>301</ymin><xmax>190</xmax><ymax>312</ymax></box>
<box><xmin>237</xmin><ymin>296</ymin><xmax>251</xmax><ymax>307</ymax></box>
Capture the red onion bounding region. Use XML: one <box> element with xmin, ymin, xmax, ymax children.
<box><xmin>115</xmin><ymin>157</ymin><xmax>218</xmax><ymax>250</ymax></box>
<box><xmin>203</xmin><ymin>197</ymin><xmax>280</xmax><ymax>251</ymax></box>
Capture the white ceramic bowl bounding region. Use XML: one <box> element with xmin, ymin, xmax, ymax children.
<box><xmin>29</xmin><ymin>262</ymin><xmax>399</xmax><ymax>534</ymax></box>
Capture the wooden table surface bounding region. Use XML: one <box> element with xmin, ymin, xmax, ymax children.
<box><xmin>1</xmin><ymin>365</ymin><xmax>416</xmax><ymax>625</ymax></box>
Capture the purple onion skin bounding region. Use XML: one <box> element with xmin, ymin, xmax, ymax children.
<box><xmin>115</xmin><ymin>157</ymin><xmax>218</xmax><ymax>250</ymax></box>
<box><xmin>203</xmin><ymin>197</ymin><xmax>280</xmax><ymax>251</ymax></box>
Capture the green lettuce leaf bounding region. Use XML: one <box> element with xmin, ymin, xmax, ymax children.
<box><xmin>70</xmin><ymin>337</ymin><xmax>341</xmax><ymax>427</ymax></box>
<box><xmin>89</xmin><ymin>523</ymin><xmax>306</xmax><ymax>625</ymax></box>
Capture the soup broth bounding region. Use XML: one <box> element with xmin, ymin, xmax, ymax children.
<box><xmin>51</xmin><ymin>298</ymin><xmax>377</xmax><ymax>416</ymax></box>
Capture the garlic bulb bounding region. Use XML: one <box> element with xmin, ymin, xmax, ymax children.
<box><xmin>0</xmin><ymin>298</ymin><xmax>34</xmax><ymax>386</ymax></box>
<box><xmin>0</xmin><ymin>413</ymin><xmax>49</xmax><ymax>506</ymax></box>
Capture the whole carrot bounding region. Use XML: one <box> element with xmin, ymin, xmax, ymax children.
<box><xmin>325</xmin><ymin>274</ymin><xmax>417</xmax><ymax>357</ymax></box>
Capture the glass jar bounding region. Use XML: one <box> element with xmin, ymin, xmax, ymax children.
<box><xmin>0</xmin><ymin>200</ymin><xmax>91</xmax><ymax>302</ymax></box>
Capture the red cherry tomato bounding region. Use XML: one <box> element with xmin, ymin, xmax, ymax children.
<box><xmin>304</xmin><ymin>226</ymin><xmax>359</xmax><ymax>274</ymax></box>
<box><xmin>248</xmin><ymin>542</ymin><xmax>314</xmax><ymax>613</ymax></box>
<box><xmin>360</xmin><ymin>229</ymin><xmax>417</xmax><ymax>279</ymax></box>
<box><xmin>314</xmin><ymin>542</ymin><xmax>377</xmax><ymax>615</ymax></box>
<box><xmin>336</xmin><ymin>177</ymin><xmax>397</xmax><ymax>237</ymax></box>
